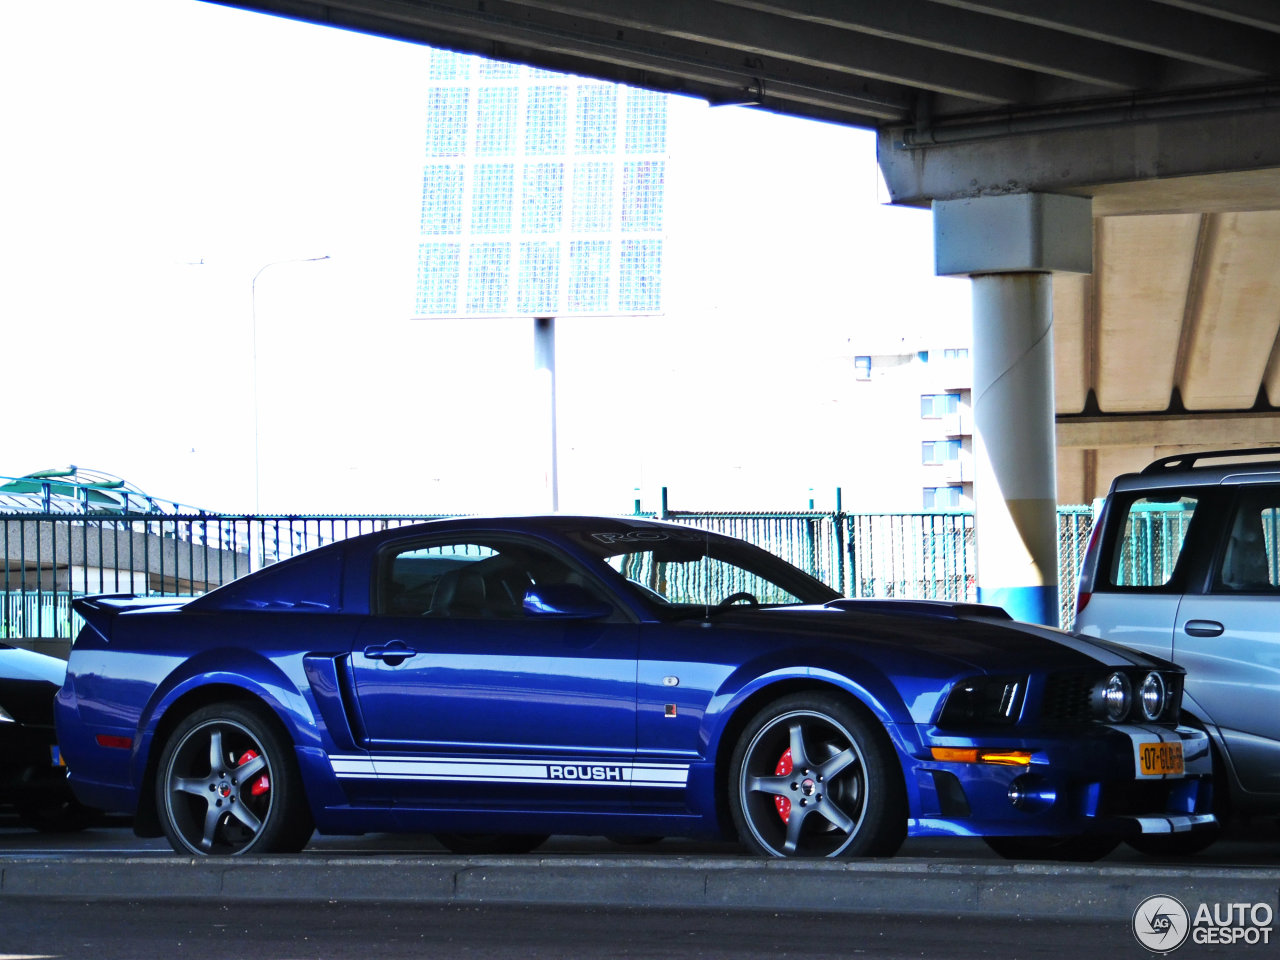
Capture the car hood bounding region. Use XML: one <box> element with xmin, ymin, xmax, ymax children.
<box><xmin>723</xmin><ymin>599</ymin><xmax>1171</xmax><ymax>674</ymax></box>
<box><xmin>0</xmin><ymin>644</ymin><xmax>69</xmax><ymax>686</ymax></box>
<box><xmin>0</xmin><ymin>644</ymin><xmax>66</xmax><ymax>727</ymax></box>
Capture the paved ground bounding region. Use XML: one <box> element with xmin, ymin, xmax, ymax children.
<box><xmin>3</xmin><ymin>815</ymin><xmax>1280</xmax><ymax>925</ymax></box>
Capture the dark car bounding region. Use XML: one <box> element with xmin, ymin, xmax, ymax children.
<box><xmin>1075</xmin><ymin>448</ymin><xmax>1280</xmax><ymax>852</ymax></box>
<box><xmin>1</xmin><ymin>642</ymin><xmax>91</xmax><ymax>832</ymax></box>
<box><xmin>55</xmin><ymin>515</ymin><xmax>1213</xmax><ymax>859</ymax></box>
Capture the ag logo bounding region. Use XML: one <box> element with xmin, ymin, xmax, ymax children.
<box><xmin>1133</xmin><ymin>895</ymin><xmax>1190</xmax><ymax>953</ymax></box>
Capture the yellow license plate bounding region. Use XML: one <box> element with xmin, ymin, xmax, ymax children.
<box><xmin>1139</xmin><ymin>741</ymin><xmax>1183</xmax><ymax>776</ymax></box>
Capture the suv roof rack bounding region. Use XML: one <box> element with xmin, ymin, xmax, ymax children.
<box><xmin>1141</xmin><ymin>447</ymin><xmax>1280</xmax><ymax>474</ymax></box>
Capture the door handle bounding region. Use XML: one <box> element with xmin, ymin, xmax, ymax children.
<box><xmin>1184</xmin><ymin>620</ymin><xmax>1225</xmax><ymax>638</ymax></box>
<box><xmin>362</xmin><ymin>640</ymin><xmax>418</xmax><ymax>666</ymax></box>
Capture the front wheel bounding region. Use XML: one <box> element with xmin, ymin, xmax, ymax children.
<box><xmin>1126</xmin><ymin>825</ymin><xmax>1221</xmax><ymax>857</ymax></box>
<box><xmin>729</xmin><ymin>693</ymin><xmax>906</xmax><ymax>858</ymax></box>
<box><xmin>984</xmin><ymin>835</ymin><xmax>1119</xmax><ymax>862</ymax></box>
<box><xmin>156</xmin><ymin>702</ymin><xmax>314</xmax><ymax>856</ymax></box>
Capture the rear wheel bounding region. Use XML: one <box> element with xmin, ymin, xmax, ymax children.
<box><xmin>17</xmin><ymin>797</ymin><xmax>93</xmax><ymax>834</ymax></box>
<box><xmin>156</xmin><ymin>702</ymin><xmax>314</xmax><ymax>856</ymax></box>
<box><xmin>728</xmin><ymin>693</ymin><xmax>906</xmax><ymax>858</ymax></box>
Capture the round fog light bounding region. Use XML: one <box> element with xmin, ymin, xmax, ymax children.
<box><xmin>1007</xmin><ymin>774</ymin><xmax>1057</xmax><ymax>813</ymax></box>
<box><xmin>1140</xmin><ymin>672</ymin><xmax>1167</xmax><ymax>720</ymax></box>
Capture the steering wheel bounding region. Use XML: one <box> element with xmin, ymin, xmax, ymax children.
<box><xmin>716</xmin><ymin>591</ymin><xmax>759</xmax><ymax>611</ymax></box>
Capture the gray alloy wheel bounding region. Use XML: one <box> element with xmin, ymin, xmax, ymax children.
<box><xmin>729</xmin><ymin>693</ymin><xmax>906</xmax><ymax>858</ymax></box>
<box><xmin>156</xmin><ymin>702</ymin><xmax>313</xmax><ymax>856</ymax></box>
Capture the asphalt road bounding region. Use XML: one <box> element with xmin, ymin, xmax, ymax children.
<box><xmin>3</xmin><ymin>816</ymin><xmax>1278</xmax><ymax>959</ymax></box>
<box><xmin>0</xmin><ymin>899</ymin><xmax>1134</xmax><ymax>960</ymax></box>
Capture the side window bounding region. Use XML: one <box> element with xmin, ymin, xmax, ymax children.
<box><xmin>1214</xmin><ymin>490</ymin><xmax>1280</xmax><ymax>593</ymax></box>
<box><xmin>378</xmin><ymin>540</ymin><xmax>597</xmax><ymax>618</ymax></box>
<box><xmin>1107</xmin><ymin>495</ymin><xmax>1199</xmax><ymax>588</ymax></box>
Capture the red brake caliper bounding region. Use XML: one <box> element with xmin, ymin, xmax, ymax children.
<box><xmin>237</xmin><ymin>749</ymin><xmax>271</xmax><ymax>797</ymax></box>
<box><xmin>775</xmin><ymin>748</ymin><xmax>792</xmax><ymax>823</ymax></box>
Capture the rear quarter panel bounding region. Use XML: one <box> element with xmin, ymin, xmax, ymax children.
<box><xmin>58</xmin><ymin>607</ymin><xmax>364</xmax><ymax>813</ymax></box>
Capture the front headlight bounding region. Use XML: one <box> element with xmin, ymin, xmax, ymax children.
<box><xmin>1139</xmin><ymin>671</ymin><xmax>1167</xmax><ymax>720</ymax></box>
<box><xmin>936</xmin><ymin>675</ymin><xmax>1027</xmax><ymax>728</ymax></box>
<box><xmin>0</xmin><ymin>704</ymin><xmax>14</xmax><ymax>723</ymax></box>
<box><xmin>1099</xmin><ymin>671</ymin><xmax>1132</xmax><ymax>721</ymax></box>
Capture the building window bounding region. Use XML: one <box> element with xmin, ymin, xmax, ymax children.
<box><xmin>572</xmin><ymin>162</ymin><xmax>613</xmax><ymax>232</ymax></box>
<box><xmin>521</xmin><ymin>163</ymin><xmax>564</xmax><ymax>233</ymax></box>
<box><xmin>420</xmin><ymin>164</ymin><xmax>464</xmax><ymax>235</ymax></box>
<box><xmin>465</xmin><ymin>242</ymin><xmax>510</xmax><ymax>314</ymax></box>
<box><xmin>924</xmin><ymin>486</ymin><xmax>963</xmax><ymax>510</ymax></box>
<box><xmin>619</xmin><ymin>239</ymin><xmax>662</xmax><ymax>313</ymax></box>
<box><xmin>416</xmin><ymin>243</ymin><xmax>461</xmax><ymax>315</ymax></box>
<box><xmin>517</xmin><ymin>242</ymin><xmax>560</xmax><ymax>314</ymax></box>
<box><xmin>424</xmin><ymin>89</ymin><xmax>469</xmax><ymax>157</ymax></box>
<box><xmin>922</xmin><ymin>440</ymin><xmax>961</xmax><ymax>464</ymax></box>
<box><xmin>575</xmin><ymin>84</ymin><xmax>617</xmax><ymax>154</ymax></box>
<box><xmin>526</xmin><ymin>86</ymin><xmax>567</xmax><ymax>155</ymax></box>
<box><xmin>625</xmin><ymin>88</ymin><xmax>667</xmax><ymax>153</ymax></box>
<box><xmin>920</xmin><ymin>393</ymin><xmax>960</xmax><ymax>418</ymax></box>
<box><xmin>475</xmin><ymin>87</ymin><xmax>518</xmax><ymax>156</ymax></box>
<box><xmin>622</xmin><ymin>160</ymin><xmax>664</xmax><ymax>232</ymax></box>
<box><xmin>940</xmin><ymin>347</ymin><xmax>970</xmax><ymax>361</ymax></box>
<box><xmin>854</xmin><ymin>356</ymin><xmax>872</xmax><ymax>380</ymax></box>
<box><xmin>470</xmin><ymin>164</ymin><xmax>514</xmax><ymax>234</ymax></box>
<box><xmin>569</xmin><ymin>240</ymin><xmax>611</xmax><ymax>312</ymax></box>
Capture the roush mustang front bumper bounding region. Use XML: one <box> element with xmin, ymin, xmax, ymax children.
<box><xmin>908</xmin><ymin>723</ymin><xmax>1215</xmax><ymax>839</ymax></box>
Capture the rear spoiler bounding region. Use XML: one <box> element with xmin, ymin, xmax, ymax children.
<box><xmin>72</xmin><ymin>594</ymin><xmax>190</xmax><ymax>643</ymax></box>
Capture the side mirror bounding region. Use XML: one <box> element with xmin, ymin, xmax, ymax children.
<box><xmin>523</xmin><ymin>584</ymin><xmax>613</xmax><ymax>620</ymax></box>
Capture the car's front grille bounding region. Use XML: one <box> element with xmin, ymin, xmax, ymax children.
<box><xmin>1040</xmin><ymin>672</ymin><xmax>1094</xmax><ymax>723</ymax></box>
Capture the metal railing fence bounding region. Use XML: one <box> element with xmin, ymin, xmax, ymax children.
<box><xmin>1</xmin><ymin>506</ymin><xmax>1098</xmax><ymax>642</ymax></box>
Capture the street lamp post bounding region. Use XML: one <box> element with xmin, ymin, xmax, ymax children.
<box><xmin>251</xmin><ymin>255</ymin><xmax>329</xmax><ymax>513</ymax></box>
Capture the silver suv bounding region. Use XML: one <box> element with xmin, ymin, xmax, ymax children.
<box><xmin>1075</xmin><ymin>448</ymin><xmax>1280</xmax><ymax>852</ymax></box>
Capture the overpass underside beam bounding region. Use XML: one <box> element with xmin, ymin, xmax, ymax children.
<box><xmin>878</xmin><ymin>97</ymin><xmax>1280</xmax><ymax>215</ymax></box>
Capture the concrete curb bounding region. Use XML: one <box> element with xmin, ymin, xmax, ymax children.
<box><xmin>3</xmin><ymin>855</ymin><xmax>1278</xmax><ymax>919</ymax></box>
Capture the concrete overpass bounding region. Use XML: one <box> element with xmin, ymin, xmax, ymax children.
<box><xmin>198</xmin><ymin>0</ymin><xmax>1280</xmax><ymax>622</ymax></box>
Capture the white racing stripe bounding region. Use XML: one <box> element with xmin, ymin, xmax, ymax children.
<box><xmin>329</xmin><ymin>754</ymin><xmax>689</xmax><ymax>788</ymax></box>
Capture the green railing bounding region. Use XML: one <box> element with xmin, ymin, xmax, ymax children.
<box><xmin>1</xmin><ymin>506</ymin><xmax>1097</xmax><ymax>642</ymax></box>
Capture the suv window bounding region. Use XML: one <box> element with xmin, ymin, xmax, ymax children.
<box><xmin>1214</xmin><ymin>489</ymin><xmax>1280</xmax><ymax>593</ymax></box>
<box><xmin>1108</xmin><ymin>495</ymin><xmax>1200</xmax><ymax>588</ymax></box>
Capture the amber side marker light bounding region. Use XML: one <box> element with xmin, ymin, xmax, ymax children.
<box><xmin>931</xmin><ymin>747</ymin><xmax>1033</xmax><ymax>766</ymax></box>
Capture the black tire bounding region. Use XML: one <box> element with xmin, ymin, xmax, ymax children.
<box><xmin>728</xmin><ymin>692</ymin><xmax>906</xmax><ymax>858</ymax></box>
<box><xmin>984</xmin><ymin>835</ymin><xmax>1120</xmax><ymax>862</ymax></box>
<box><xmin>156</xmin><ymin>702</ymin><xmax>314</xmax><ymax>856</ymax></box>
<box><xmin>17</xmin><ymin>797</ymin><xmax>94</xmax><ymax>834</ymax></box>
<box><xmin>1126</xmin><ymin>827</ymin><xmax>1221</xmax><ymax>857</ymax></box>
<box><xmin>434</xmin><ymin>833</ymin><xmax>549</xmax><ymax>854</ymax></box>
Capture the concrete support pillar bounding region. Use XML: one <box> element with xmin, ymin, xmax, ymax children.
<box><xmin>970</xmin><ymin>273</ymin><xmax>1058</xmax><ymax>623</ymax></box>
<box><xmin>933</xmin><ymin>193</ymin><xmax>1092</xmax><ymax>625</ymax></box>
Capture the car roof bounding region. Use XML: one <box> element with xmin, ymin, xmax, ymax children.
<box><xmin>1111</xmin><ymin>448</ymin><xmax>1280</xmax><ymax>492</ymax></box>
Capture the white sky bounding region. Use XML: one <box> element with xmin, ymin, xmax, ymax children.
<box><xmin>0</xmin><ymin>0</ymin><xmax>971</xmax><ymax>516</ymax></box>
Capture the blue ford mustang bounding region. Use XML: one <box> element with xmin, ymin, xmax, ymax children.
<box><xmin>55</xmin><ymin>516</ymin><xmax>1214</xmax><ymax>858</ymax></box>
